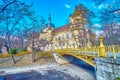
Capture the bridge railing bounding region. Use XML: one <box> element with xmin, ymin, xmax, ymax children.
<box><xmin>53</xmin><ymin>36</ymin><xmax>120</xmax><ymax>59</ymax></box>
<box><xmin>105</xmin><ymin>45</ymin><xmax>120</xmax><ymax>59</ymax></box>
<box><xmin>53</xmin><ymin>47</ymin><xmax>99</xmax><ymax>56</ymax></box>
<box><xmin>105</xmin><ymin>45</ymin><xmax>120</xmax><ymax>52</ymax></box>
<box><xmin>53</xmin><ymin>45</ymin><xmax>120</xmax><ymax>59</ymax></box>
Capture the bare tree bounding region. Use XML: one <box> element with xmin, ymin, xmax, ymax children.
<box><xmin>70</xmin><ymin>4</ymin><xmax>96</xmax><ymax>47</ymax></box>
<box><xmin>93</xmin><ymin>0</ymin><xmax>106</xmax><ymax>6</ymax></box>
<box><xmin>0</xmin><ymin>0</ymin><xmax>36</xmax><ymax>64</ymax></box>
<box><xmin>102</xmin><ymin>22</ymin><xmax>120</xmax><ymax>45</ymax></box>
<box><xmin>99</xmin><ymin>0</ymin><xmax>120</xmax><ymax>45</ymax></box>
<box><xmin>100</xmin><ymin>0</ymin><xmax>120</xmax><ymax>24</ymax></box>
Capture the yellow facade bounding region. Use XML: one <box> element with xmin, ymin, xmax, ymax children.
<box><xmin>39</xmin><ymin>6</ymin><xmax>96</xmax><ymax>51</ymax></box>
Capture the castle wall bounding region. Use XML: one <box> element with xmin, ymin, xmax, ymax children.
<box><xmin>95</xmin><ymin>58</ymin><xmax>120</xmax><ymax>80</ymax></box>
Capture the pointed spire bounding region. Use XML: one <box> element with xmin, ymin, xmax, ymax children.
<box><xmin>48</xmin><ymin>13</ymin><xmax>51</xmax><ymax>23</ymax></box>
<box><xmin>75</xmin><ymin>5</ymin><xmax>79</xmax><ymax>13</ymax></box>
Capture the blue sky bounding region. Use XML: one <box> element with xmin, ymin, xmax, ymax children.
<box><xmin>27</xmin><ymin>0</ymin><xmax>113</xmax><ymax>27</ymax></box>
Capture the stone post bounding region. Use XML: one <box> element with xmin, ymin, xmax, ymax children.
<box><xmin>99</xmin><ymin>36</ymin><xmax>107</xmax><ymax>57</ymax></box>
<box><xmin>112</xmin><ymin>45</ymin><xmax>116</xmax><ymax>59</ymax></box>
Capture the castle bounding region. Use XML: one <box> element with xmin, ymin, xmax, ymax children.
<box><xmin>28</xmin><ymin>5</ymin><xmax>96</xmax><ymax>51</ymax></box>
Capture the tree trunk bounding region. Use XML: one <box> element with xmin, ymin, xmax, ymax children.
<box><xmin>32</xmin><ymin>36</ymin><xmax>35</xmax><ymax>63</ymax></box>
<box><xmin>8</xmin><ymin>36</ymin><xmax>16</xmax><ymax>64</ymax></box>
<box><xmin>6</xmin><ymin>16</ymin><xmax>16</xmax><ymax>64</ymax></box>
<box><xmin>32</xmin><ymin>50</ymin><xmax>35</xmax><ymax>63</ymax></box>
<box><xmin>0</xmin><ymin>47</ymin><xmax>2</xmax><ymax>57</ymax></box>
<box><xmin>21</xmin><ymin>37</ymin><xmax>24</xmax><ymax>49</ymax></box>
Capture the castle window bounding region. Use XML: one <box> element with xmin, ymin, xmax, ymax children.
<box><xmin>58</xmin><ymin>36</ymin><xmax>61</xmax><ymax>40</ymax></box>
<box><xmin>66</xmin><ymin>34</ymin><xmax>69</xmax><ymax>39</ymax></box>
<box><xmin>59</xmin><ymin>43</ymin><xmax>61</xmax><ymax>46</ymax></box>
<box><xmin>55</xmin><ymin>44</ymin><xmax>57</xmax><ymax>47</ymax></box>
<box><xmin>62</xmin><ymin>34</ymin><xmax>64</xmax><ymax>40</ymax></box>
<box><xmin>62</xmin><ymin>43</ymin><xmax>65</xmax><ymax>46</ymax></box>
<box><xmin>55</xmin><ymin>37</ymin><xmax>57</xmax><ymax>40</ymax></box>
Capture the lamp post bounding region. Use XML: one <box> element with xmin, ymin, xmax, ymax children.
<box><xmin>99</xmin><ymin>36</ymin><xmax>106</xmax><ymax>57</ymax></box>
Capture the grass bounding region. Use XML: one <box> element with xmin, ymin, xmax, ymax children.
<box><xmin>0</xmin><ymin>51</ymin><xmax>53</xmax><ymax>63</ymax></box>
<box><xmin>35</xmin><ymin>51</ymin><xmax>53</xmax><ymax>59</ymax></box>
<box><xmin>0</xmin><ymin>51</ymin><xmax>53</xmax><ymax>58</ymax></box>
<box><xmin>116</xmin><ymin>77</ymin><xmax>120</xmax><ymax>80</ymax></box>
<box><xmin>0</xmin><ymin>50</ymin><xmax>32</xmax><ymax>58</ymax></box>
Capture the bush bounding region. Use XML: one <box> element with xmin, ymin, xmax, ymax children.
<box><xmin>35</xmin><ymin>48</ymin><xmax>41</xmax><ymax>52</ymax></box>
<box><xmin>116</xmin><ymin>77</ymin><xmax>120</xmax><ymax>80</ymax></box>
<box><xmin>9</xmin><ymin>48</ymin><xmax>18</xmax><ymax>54</ymax></box>
<box><xmin>15</xmin><ymin>50</ymin><xmax>32</xmax><ymax>56</ymax></box>
<box><xmin>1</xmin><ymin>53</ymin><xmax>10</xmax><ymax>58</ymax></box>
<box><xmin>21</xmin><ymin>48</ymin><xmax>27</xmax><ymax>52</ymax></box>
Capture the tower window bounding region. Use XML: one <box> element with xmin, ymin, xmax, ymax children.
<box><xmin>66</xmin><ymin>34</ymin><xmax>69</xmax><ymax>39</ymax></box>
<box><xmin>62</xmin><ymin>34</ymin><xmax>64</xmax><ymax>40</ymax></box>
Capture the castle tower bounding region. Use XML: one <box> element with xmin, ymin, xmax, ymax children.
<box><xmin>48</xmin><ymin>13</ymin><xmax>51</xmax><ymax>24</ymax></box>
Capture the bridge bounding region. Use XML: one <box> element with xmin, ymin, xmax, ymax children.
<box><xmin>53</xmin><ymin>48</ymin><xmax>96</xmax><ymax>67</ymax></box>
<box><xmin>52</xmin><ymin>36</ymin><xmax>120</xmax><ymax>67</ymax></box>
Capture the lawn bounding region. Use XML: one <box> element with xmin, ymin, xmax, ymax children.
<box><xmin>0</xmin><ymin>50</ymin><xmax>32</xmax><ymax>58</ymax></box>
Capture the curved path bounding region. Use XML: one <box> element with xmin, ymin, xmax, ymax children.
<box><xmin>0</xmin><ymin>63</ymin><xmax>96</xmax><ymax>80</ymax></box>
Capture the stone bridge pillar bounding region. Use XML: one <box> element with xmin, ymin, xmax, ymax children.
<box><xmin>95</xmin><ymin>36</ymin><xmax>120</xmax><ymax>80</ymax></box>
<box><xmin>95</xmin><ymin>58</ymin><xmax>120</xmax><ymax>80</ymax></box>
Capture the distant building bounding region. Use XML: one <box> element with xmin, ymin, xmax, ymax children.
<box><xmin>28</xmin><ymin>5</ymin><xmax>96</xmax><ymax>51</ymax></box>
<box><xmin>0</xmin><ymin>36</ymin><xmax>27</xmax><ymax>54</ymax></box>
<box><xmin>1</xmin><ymin>46</ymin><xmax>7</xmax><ymax>54</ymax></box>
<box><xmin>27</xmin><ymin>32</ymin><xmax>40</xmax><ymax>50</ymax></box>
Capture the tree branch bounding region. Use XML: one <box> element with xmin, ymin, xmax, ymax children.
<box><xmin>109</xmin><ymin>8</ymin><xmax>120</xmax><ymax>14</ymax></box>
<box><xmin>2</xmin><ymin>0</ymin><xmax>17</xmax><ymax>12</ymax></box>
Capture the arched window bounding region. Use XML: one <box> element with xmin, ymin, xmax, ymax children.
<box><xmin>58</xmin><ymin>36</ymin><xmax>61</xmax><ymax>40</ymax></box>
<box><xmin>55</xmin><ymin>37</ymin><xmax>57</xmax><ymax>41</ymax></box>
<box><xmin>66</xmin><ymin>34</ymin><xmax>69</xmax><ymax>39</ymax></box>
<box><xmin>62</xmin><ymin>34</ymin><xmax>64</xmax><ymax>40</ymax></box>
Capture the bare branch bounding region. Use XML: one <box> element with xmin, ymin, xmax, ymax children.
<box><xmin>2</xmin><ymin>0</ymin><xmax>17</xmax><ymax>12</ymax></box>
<box><xmin>2</xmin><ymin>0</ymin><xmax>7</xmax><ymax>4</ymax></box>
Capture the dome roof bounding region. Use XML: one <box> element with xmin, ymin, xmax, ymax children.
<box><xmin>45</xmin><ymin>23</ymin><xmax>55</xmax><ymax>28</ymax></box>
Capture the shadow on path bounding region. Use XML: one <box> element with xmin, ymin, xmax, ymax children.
<box><xmin>1</xmin><ymin>69</ymin><xmax>82</xmax><ymax>80</ymax></box>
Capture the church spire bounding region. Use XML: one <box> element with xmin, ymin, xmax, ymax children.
<box><xmin>48</xmin><ymin>13</ymin><xmax>51</xmax><ymax>23</ymax></box>
<box><xmin>75</xmin><ymin>5</ymin><xmax>79</xmax><ymax>14</ymax></box>
<box><xmin>46</xmin><ymin>13</ymin><xmax>55</xmax><ymax>28</ymax></box>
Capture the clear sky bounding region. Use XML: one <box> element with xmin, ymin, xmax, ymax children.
<box><xmin>27</xmin><ymin>0</ymin><xmax>113</xmax><ymax>27</ymax></box>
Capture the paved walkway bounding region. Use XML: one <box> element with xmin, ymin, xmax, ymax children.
<box><xmin>0</xmin><ymin>53</ymin><xmax>96</xmax><ymax>80</ymax></box>
<box><xmin>1</xmin><ymin>69</ymin><xmax>81</xmax><ymax>80</ymax></box>
<box><xmin>0</xmin><ymin>63</ymin><xmax>96</xmax><ymax>80</ymax></box>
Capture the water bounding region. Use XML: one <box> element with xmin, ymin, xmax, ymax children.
<box><xmin>72</xmin><ymin>57</ymin><xmax>95</xmax><ymax>73</ymax></box>
<box><xmin>64</xmin><ymin>56</ymin><xmax>96</xmax><ymax>77</ymax></box>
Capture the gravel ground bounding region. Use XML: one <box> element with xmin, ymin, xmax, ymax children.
<box><xmin>0</xmin><ymin>54</ymin><xmax>96</xmax><ymax>80</ymax></box>
<box><xmin>0</xmin><ymin>53</ymin><xmax>55</xmax><ymax>68</ymax></box>
<box><xmin>0</xmin><ymin>64</ymin><xmax>96</xmax><ymax>80</ymax></box>
<box><xmin>1</xmin><ymin>69</ymin><xmax>81</xmax><ymax>80</ymax></box>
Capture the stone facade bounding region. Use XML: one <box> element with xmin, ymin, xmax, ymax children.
<box><xmin>28</xmin><ymin>5</ymin><xmax>96</xmax><ymax>51</ymax></box>
<box><xmin>95</xmin><ymin>58</ymin><xmax>120</xmax><ymax>80</ymax></box>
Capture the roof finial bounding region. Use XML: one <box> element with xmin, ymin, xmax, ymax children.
<box><xmin>48</xmin><ymin>13</ymin><xmax>51</xmax><ymax>23</ymax></box>
<box><xmin>75</xmin><ymin>5</ymin><xmax>79</xmax><ymax>13</ymax></box>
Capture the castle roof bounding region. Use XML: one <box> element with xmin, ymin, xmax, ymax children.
<box><xmin>45</xmin><ymin>13</ymin><xmax>55</xmax><ymax>29</ymax></box>
<box><xmin>53</xmin><ymin>24</ymin><xmax>70</xmax><ymax>34</ymax></box>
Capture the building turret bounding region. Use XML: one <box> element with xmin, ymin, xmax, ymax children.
<box><xmin>48</xmin><ymin>13</ymin><xmax>51</xmax><ymax>24</ymax></box>
<box><xmin>45</xmin><ymin>13</ymin><xmax>55</xmax><ymax>30</ymax></box>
